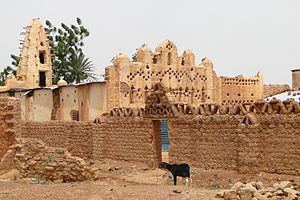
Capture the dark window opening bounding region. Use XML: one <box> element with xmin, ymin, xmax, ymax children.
<box><xmin>153</xmin><ymin>56</ymin><xmax>157</xmax><ymax>64</ymax></box>
<box><xmin>70</xmin><ymin>110</ymin><xmax>79</xmax><ymax>121</ymax></box>
<box><xmin>167</xmin><ymin>52</ymin><xmax>172</xmax><ymax>65</ymax></box>
<box><xmin>39</xmin><ymin>72</ymin><xmax>46</xmax><ymax>87</ymax></box>
<box><xmin>39</xmin><ymin>51</ymin><xmax>46</xmax><ymax>64</ymax></box>
<box><xmin>130</xmin><ymin>86</ymin><xmax>134</xmax><ymax>103</ymax></box>
<box><xmin>181</xmin><ymin>58</ymin><xmax>185</xmax><ymax>65</ymax></box>
<box><xmin>8</xmin><ymin>91</ymin><xmax>15</xmax><ymax>97</ymax></box>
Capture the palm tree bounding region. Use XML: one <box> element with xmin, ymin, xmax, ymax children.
<box><xmin>69</xmin><ymin>53</ymin><xmax>98</xmax><ymax>83</ymax></box>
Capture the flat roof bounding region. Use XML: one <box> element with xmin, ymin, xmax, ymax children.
<box><xmin>291</xmin><ymin>69</ymin><xmax>300</xmax><ymax>72</ymax></box>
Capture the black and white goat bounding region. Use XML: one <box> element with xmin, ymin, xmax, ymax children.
<box><xmin>158</xmin><ymin>162</ymin><xmax>192</xmax><ymax>186</ymax></box>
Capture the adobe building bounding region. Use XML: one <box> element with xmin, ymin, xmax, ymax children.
<box><xmin>0</xmin><ymin>19</ymin><xmax>267</xmax><ymax>121</ymax></box>
<box><xmin>106</xmin><ymin>40</ymin><xmax>263</xmax><ymax>109</ymax></box>
<box><xmin>0</xmin><ymin>19</ymin><xmax>52</xmax><ymax>92</ymax></box>
<box><xmin>291</xmin><ymin>69</ymin><xmax>300</xmax><ymax>89</ymax></box>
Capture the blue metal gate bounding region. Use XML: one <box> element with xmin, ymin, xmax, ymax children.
<box><xmin>161</xmin><ymin>120</ymin><xmax>170</xmax><ymax>151</ymax></box>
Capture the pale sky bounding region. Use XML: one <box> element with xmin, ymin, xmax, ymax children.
<box><xmin>0</xmin><ymin>0</ymin><xmax>299</xmax><ymax>85</ymax></box>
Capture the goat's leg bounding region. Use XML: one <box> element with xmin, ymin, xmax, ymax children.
<box><xmin>185</xmin><ymin>177</ymin><xmax>189</xmax><ymax>186</ymax></box>
<box><xmin>173</xmin><ymin>175</ymin><xmax>177</xmax><ymax>185</ymax></box>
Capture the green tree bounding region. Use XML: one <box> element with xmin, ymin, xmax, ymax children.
<box><xmin>131</xmin><ymin>52</ymin><xmax>137</xmax><ymax>62</ymax></box>
<box><xmin>10</xmin><ymin>54</ymin><xmax>20</xmax><ymax>68</ymax></box>
<box><xmin>69</xmin><ymin>53</ymin><xmax>97</xmax><ymax>83</ymax></box>
<box><xmin>0</xmin><ymin>66</ymin><xmax>16</xmax><ymax>86</ymax></box>
<box><xmin>4</xmin><ymin>18</ymin><xmax>97</xmax><ymax>85</ymax></box>
<box><xmin>45</xmin><ymin>17</ymin><xmax>97</xmax><ymax>84</ymax></box>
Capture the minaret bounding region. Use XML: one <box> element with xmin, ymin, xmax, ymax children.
<box><xmin>17</xmin><ymin>18</ymin><xmax>52</xmax><ymax>88</ymax></box>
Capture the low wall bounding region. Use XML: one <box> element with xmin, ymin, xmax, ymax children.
<box><xmin>168</xmin><ymin>113</ymin><xmax>300</xmax><ymax>175</ymax></box>
<box><xmin>263</xmin><ymin>84</ymin><xmax>290</xmax><ymax>98</ymax></box>
<box><xmin>0</xmin><ymin>97</ymin><xmax>20</xmax><ymax>158</ymax></box>
<box><xmin>1</xmin><ymin>97</ymin><xmax>299</xmax><ymax>176</ymax></box>
<box><xmin>20</xmin><ymin>117</ymin><xmax>160</xmax><ymax>167</ymax></box>
<box><xmin>93</xmin><ymin>118</ymin><xmax>160</xmax><ymax>167</ymax></box>
<box><xmin>169</xmin><ymin>116</ymin><xmax>241</xmax><ymax>171</ymax></box>
<box><xmin>20</xmin><ymin>121</ymin><xmax>94</xmax><ymax>159</ymax></box>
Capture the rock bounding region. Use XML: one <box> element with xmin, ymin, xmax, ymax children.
<box><xmin>142</xmin><ymin>167</ymin><xmax>150</xmax><ymax>171</ymax></box>
<box><xmin>245</xmin><ymin>183</ymin><xmax>257</xmax><ymax>193</ymax></box>
<box><xmin>283</xmin><ymin>188</ymin><xmax>297</xmax><ymax>197</ymax></box>
<box><xmin>270</xmin><ymin>196</ymin><xmax>283</xmax><ymax>200</ymax></box>
<box><xmin>45</xmin><ymin>166</ymin><xmax>54</xmax><ymax>171</ymax></box>
<box><xmin>0</xmin><ymin>138</ymin><xmax>101</xmax><ymax>182</ymax></box>
<box><xmin>215</xmin><ymin>192</ymin><xmax>224</xmax><ymax>198</ymax></box>
<box><xmin>53</xmin><ymin>179</ymin><xmax>63</xmax><ymax>183</ymax></box>
<box><xmin>276</xmin><ymin>181</ymin><xmax>292</xmax><ymax>190</ymax></box>
<box><xmin>284</xmin><ymin>193</ymin><xmax>298</xmax><ymax>200</ymax></box>
<box><xmin>254</xmin><ymin>192</ymin><xmax>268</xmax><ymax>200</ymax></box>
<box><xmin>251</xmin><ymin>198</ymin><xmax>258</xmax><ymax>200</ymax></box>
<box><xmin>173</xmin><ymin>189</ymin><xmax>182</xmax><ymax>194</ymax></box>
<box><xmin>239</xmin><ymin>188</ymin><xmax>254</xmax><ymax>200</ymax></box>
<box><xmin>15</xmin><ymin>153</ymin><xmax>25</xmax><ymax>159</ymax></box>
<box><xmin>108</xmin><ymin>167</ymin><xmax>121</xmax><ymax>172</ymax></box>
<box><xmin>232</xmin><ymin>182</ymin><xmax>245</xmax><ymax>191</ymax></box>
<box><xmin>264</xmin><ymin>187</ymin><xmax>277</xmax><ymax>193</ymax></box>
<box><xmin>224</xmin><ymin>190</ymin><xmax>239</xmax><ymax>200</ymax></box>
<box><xmin>265</xmin><ymin>192</ymin><xmax>273</xmax><ymax>198</ymax></box>
<box><xmin>255</xmin><ymin>181</ymin><xmax>264</xmax><ymax>190</ymax></box>
<box><xmin>28</xmin><ymin>161</ymin><xmax>37</xmax><ymax>166</ymax></box>
<box><xmin>273</xmin><ymin>189</ymin><xmax>284</xmax><ymax>196</ymax></box>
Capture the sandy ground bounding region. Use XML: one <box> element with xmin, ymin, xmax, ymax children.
<box><xmin>0</xmin><ymin>154</ymin><xmax>300</xmax><ymax>200</ymax></box>
<box><xmin>0</xmin><ymin>181</ymin><xmax>222</xmax><ymax>200</ymax></box>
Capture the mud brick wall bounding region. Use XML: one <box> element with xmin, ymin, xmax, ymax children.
<box><xmin>168</xmin><ymin>114</ymin><xmax>300</xmax><ymax>175</ymax></box>
<box><xmin>253</xmin><ymin>114</ymin><xmax>300</xmax><ymax>175</ymax></box>
<box><xmin>20</xmin><ymin>121</ymin><xmax>94</xmax><ymax>159</ymax></box>
<box><xmin>168</xmin><ymin>116</ymin><xmax>242</xmax><ymax>171</ymax></box>
<box><xmin>93</xmin><ymin>118</ymin><xmax>160</xmax><ymax>167</ymax></box>
<box><xmin>263</xmin><ymin>84</ymin><xmax>290</xmax><ymax>98</ymax></box>
<box><xmin>21</xmin><ymin>118</ymin><xmax>160</xmax><ymax>167</ymax></box>
<box><xmin>0</xmin><ymin>97</ymin><xmax>21</xmax><ymax>158</ymax></box>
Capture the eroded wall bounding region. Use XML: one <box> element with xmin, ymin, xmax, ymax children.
<box><xmin>0</xmin><ymin>97</ymin><xmax>20</xmax><ymax>158</ymax></box>
<box><xmin>167</xmin><ymin>108</ymin><xmax>300</xmax><ymax>175</ymax></box>
<box><xmin>1</xmin><ymin>97</ymin><xmax>299</xmax><ymax>176</ymax></box>
<box><xmin>263</xmin><ymin>84</ymin><xmax>290</xmax><ymax>98</ymax></box>
<box><xmin>93</xmin><ymin>117</ymin><xmax>160</xmax><ymax>167</ymax></box>
<box><xmin>169</xmin><ymin>116</ymin><xmax>241</xmax><ymax>171</ymax></box>
<box><xmin>20</xmin><ymin>121</ymin><xmax>93</xmax><ymax>159</ymax></box>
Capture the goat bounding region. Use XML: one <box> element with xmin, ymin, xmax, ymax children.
<box><xmin>158</xmin><ymin>162</ymin><xmax>192</xmax><ymax>186</ymax></box>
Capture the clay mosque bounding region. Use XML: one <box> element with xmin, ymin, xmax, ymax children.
<box><xmin>0</xmin><ymin>19</ymin><xmax>291</xmax><ymax>122</ymax></box>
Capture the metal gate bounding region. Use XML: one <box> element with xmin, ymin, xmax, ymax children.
<box><xmin>161</xmin><ymin>120</ymin><xmax>170</xmax><ymax>151</ymax></box>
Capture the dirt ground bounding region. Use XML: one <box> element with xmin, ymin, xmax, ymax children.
<box><xmin>1</xmin><ymin>155</ymin><xmax>300</xmax><ymax>200</ymax></box>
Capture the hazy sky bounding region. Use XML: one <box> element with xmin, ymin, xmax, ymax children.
<box><xmin>1</xmin><ymin>0</ymin><xmax>299</xmax><ymax>85</ymax></box>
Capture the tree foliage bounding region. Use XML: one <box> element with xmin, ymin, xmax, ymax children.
<box><xmin>45</xmin><ymin>17</ymin><xmax>97</xmax><ymax>84</ymax></box>
<box><xmin>69</xmin><ymin>53</ymin><xmax>97</xmax><ymax>83</ymax></box>
<box><xmin>0</xmin><ymin>66</ymin><xmax>16</xmax><ymax>86</ymax></box>
<box><xmin>10</xmin><ymin>54</ymin><xmax>20</xmax><ymax>67</ymax></box>
<box><xmin>1</xmin><ymin>18</ymin><xmax>97</xmax><ymax>85</ymax></box>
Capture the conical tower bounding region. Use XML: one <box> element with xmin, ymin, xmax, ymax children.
<box><xmin>17</xmin><ymin>18</ymin><xmax>52</xmax><ymax>88</ymax></box>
